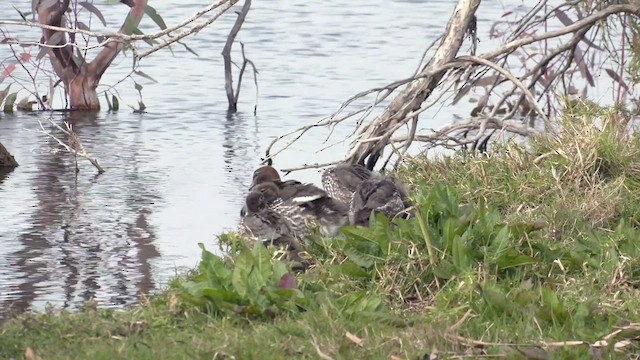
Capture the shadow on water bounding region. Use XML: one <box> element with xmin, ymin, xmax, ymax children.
<box><xmin>0</xmin><ymin>167</ymin><xmax>15</xmax><ymax>185</ymax></box>
<box><xmin>0</xmin><ymin>113</ymin><xmax>160</xmax><ymax>321</ymax></box>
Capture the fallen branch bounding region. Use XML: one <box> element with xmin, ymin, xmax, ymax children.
<box><xmin>37</xmin><ymin>118</ymin><xmax>105</xmax><ymax>174</ymax></box>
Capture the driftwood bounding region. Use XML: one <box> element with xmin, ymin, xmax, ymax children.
<box><xmin>0</xmin><ymin>141</ymin><xmax>18</xmax><ymax>168</ymax></box>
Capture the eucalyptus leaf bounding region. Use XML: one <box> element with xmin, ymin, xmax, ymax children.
<box><xmin>179</xmin><ymin>41</ymin><xmax>199</xmax><ymax>57</ymax></box>
<box><xmin>112</xmin><ymin>95</ymin><xmax>119</xmax><ymax>111</ymax></box>
<box><xmin>144</xmin><ymin>5</ymin><xmax>167</xmax><ymax>30</ymax></box>
<box><xmin>36</xmin><ymin>32</ymin><xmax>65</xmax><ymax>61</ymax></box>
<box><xmin>78</xmin><ymin>1</ymin><xmax>107</xmax><ymax>27</ymax></box>
<box><xmin>134</xmin><ymin>70</ymin><xmax>158</xmax><ymax>83</ymax></box>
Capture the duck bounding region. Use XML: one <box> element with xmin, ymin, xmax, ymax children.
<box><xmin>349</xmin><ymin>175</ymin><xmax>412</xmax><ymax>226</ymax></box>
<box><xmin>237</xmin><ymin>208</ymin><xmax>309</xmax><ymax>272</ymax></box>
<box><xmin>240</xmin><ymin>165</ymin><xmax>305</xmax><ymax>217</ymax></box>
<box><xmin>321</xmin><ymin>163</ymin><xmax>373</xmax><ymax>208</ymax></box>
<box><xmin>245</xmin><ymin>181</ymin><xmax>349</xmax><ymax>237</ymax></box>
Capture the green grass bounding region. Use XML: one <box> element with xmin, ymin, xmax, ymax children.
<box><xmin>3</xmin><ymin>104</ymin><xmax>640</xmax><ymax>359</ymax></box>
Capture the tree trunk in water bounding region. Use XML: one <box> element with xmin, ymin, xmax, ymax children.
<box><xmin>37</xmin><ymin>0</ymin><xmax>148</xmax><ymax>111</ymax></box>
<box><xmin>68</xmin><ymin>73</ymin><xmax>100</xmax><ymax>111</ymax></box>
<box><xmin>0</xmin><ymin>141</ymin><xmax>18</xmax><ymax>168</ymax></box>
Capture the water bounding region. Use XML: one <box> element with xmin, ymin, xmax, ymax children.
<box><xmin>0</xmin><ymin>0</ymin><xmax>595</xmax><ymax>318</ymax></box>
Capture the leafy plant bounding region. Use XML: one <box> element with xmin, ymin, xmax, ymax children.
<box><xmin>177</xmin><ymin>242</ymin><xmax>306</xmax><ymax>319</ymax></box>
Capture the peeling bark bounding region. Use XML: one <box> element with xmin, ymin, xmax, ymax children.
<box><xmin>0</xmin><ymin>141</ymin><xmax>18</xmax><ymax>168</ymax></box>
<box><xmin>36</xmin><ymin>0</ymin><xmax>148</xmax><ymax>110</ymax></box>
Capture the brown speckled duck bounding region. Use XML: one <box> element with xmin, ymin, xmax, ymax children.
<box><xmin>240</xmin><ymin>166</ymin><xmax>348</xmax><ymax>238</ymax></box>
<box><xmin>321</xmin><ymin>163</ymin><xmax>373</xmax><ymax>208</ymax></box>
<box><xmin>322</xmin><ymin>163</ymin><xmax>412</xmax><ymax>226</ymax></box>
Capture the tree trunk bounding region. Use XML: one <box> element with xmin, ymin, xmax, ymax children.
<box><xmin>68</xmin><ymin>72</ymin><xmax>101</xmax><ymax>110</ymax></box>
<box><xmin>0</xmin><ymin>141</ymin><xmax>18</xmax><ymax>168</ymax></box>
<box><xmin>37</xmin><ymin>0</ymin><xmax>148</xmax><ymax>111</ymax></box>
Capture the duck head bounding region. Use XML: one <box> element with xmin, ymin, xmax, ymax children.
<box><xmin>251</xmin><ymin>165</ymin><xmax>281</xmax><ymax>188</ymax></box>
<box><xmin>245</xmin><ymin>182</ymin><xmax>280</xmax><ymax>213</ymax></box>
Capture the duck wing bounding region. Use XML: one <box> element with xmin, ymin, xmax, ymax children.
<box><xmin>279</xmin><ymin>182</ymin><xmax>327</xmax><ymax>204</ymax></box>
<box><xmin>322</xmin><ymin>164</ymin><xmax>373</xmax><ymax>193</ymax></box>
<box><xmin>350</xmin><ymin>178</ymin><xmax>404</xmax><ymax>225</ymax></box>
<box><xmin>239</xmin><ymin>207</ymin><xmax>294</xmax><ymax>241</ymax></box>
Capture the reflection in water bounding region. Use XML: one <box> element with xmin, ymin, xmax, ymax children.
<box><xmin>0</xmin><ymin>114</ymin><xmax>160</xmax><ymax>320</ymax></box>
<box><xmin>222</xmin><ymin>111</ymin><xmax>264</xmax><ymax>216</ymax></box>
<box><xmin>0</xmin><ymin>168</ymin><xmax>15</xmax><ymax>185</ymax></box>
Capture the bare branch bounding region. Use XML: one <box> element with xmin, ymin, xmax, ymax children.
<box><xmin>136</xmin><ymin>0</ymin><xmax>240</xmax><ymax>60</ymax></box>
<box><xmin>222</xmin><ymin>0</ymin><xmax>251</xmax><ymax>112</ymax></box>
<box><xmin>36</xmin><ymin>118</ymin><xmax>105</xmax><ymax>174</ymax></box>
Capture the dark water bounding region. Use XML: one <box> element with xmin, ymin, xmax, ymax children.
<box><xmin>0</xmin><ymin>0</ymin><xmax>573</xmax><ymax>317</ymax></box>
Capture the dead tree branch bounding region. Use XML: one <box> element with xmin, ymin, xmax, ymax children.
<box><xmin>37</xmin><ymin>118</ymin><xmax>105</xmax><ymax>174</ymax></box>
<box><xmin>264</xmin><ymin>1</ymin><xmax>640</xmax><ymax>172</ymax></box>
<box><xmin>222</xmin><ymin>0</ymin><xmax>252</xmax><ymax>112</ymax></box>
<box><xmin>345</xmin><ymin>0</ymin><xmax>481</xmax><ymax>168</ymax></box>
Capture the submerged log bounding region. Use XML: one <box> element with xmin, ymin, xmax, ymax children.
<box><xmin>0</xmin><ymin>141</ymin><xmax>18</xmax><ymax>167</ymax></box>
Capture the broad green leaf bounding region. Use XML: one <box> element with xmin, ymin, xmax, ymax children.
<box><xmin>496</xmin><ymin>252</ymin><xmax>537</xmax><ymax>270</ymax></box>
<box><xmin>488</xmin><ymin>226</ymin><xmax>510</xmax><ymax>256</ymax></box>
<box><xmin>451</xmin><ymin>233</ymin><xmax>471</xmax><ymax>272</ymax></box>
<box><xmin>334</xmin><ymin>260</ymin><xmax>371</xmax><ymax>279</ymax></box>
<box><xmin>481</xmin><ymin>285</ymin><xmax>512</xmax><ymax>313</ymax></box>
<box><xmin>432</xmin><ymin>259</ymin><xmax>456</xmax><ymax>279</ymax></box>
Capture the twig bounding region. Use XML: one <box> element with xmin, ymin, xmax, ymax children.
<box><xmin>36</xmin><ymin>118</ymin><xmax>105</xmax><ymax>174</ymax></box>
<box><xmin>237</xmin><ymin>42</ymin><xmax>259</xmax><ymax>115</ymax></box>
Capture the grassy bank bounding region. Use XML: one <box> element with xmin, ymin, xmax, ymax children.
<box><xmin>3</xmin><ymin>105</ymin><xmax>640</xmax><ymax>359</ymax></box>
